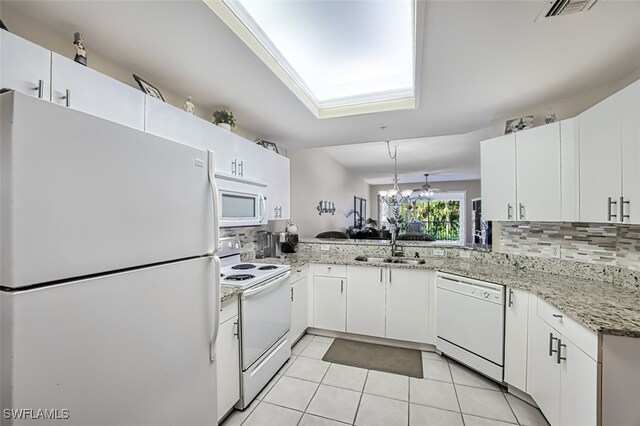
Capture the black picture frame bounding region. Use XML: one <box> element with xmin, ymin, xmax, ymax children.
<box><xmin>354</xmin><ymin>196</ymin><xmax>366</xmax><ymax>228</ymax></box>
<box><xmin>258</xmin><ymin>139</ymin><xmax>279</xmax><ymax>154</ymax></box>
<box><xmin>132</xmin><ymin>74</ymin><xmax>165</xmax><ymax>102</ymax></box>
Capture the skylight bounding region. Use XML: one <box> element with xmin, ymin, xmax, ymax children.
<box><xmin>206</xmin><ymin>0</ymin><xmax>416</xmax><ymax>118</ymax></box>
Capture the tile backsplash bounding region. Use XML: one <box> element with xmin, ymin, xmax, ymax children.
<box><xmin>220</xmin><ymin>225</ymin><xmax>267</xmax><ymax>254</ymax></box>
<box><xmin>500</xmin><ymin>222</ymin><xmax>640</xmax><ymax>271</ymax></box>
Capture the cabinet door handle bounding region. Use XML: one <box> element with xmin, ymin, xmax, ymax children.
<box><xmin>508</xmin><ymin>289</ymin><xmax>514</xmax><ymax>307</ymax></box>
<box><xmin>518</xmin><ymin>203</ymin><xmax>524</xmax><ymax>220</ymax></box>
<box><xmin>389</xmin><ymin>269</ymin><xmax>392</xmax><ymax>284</ymax></box>
<box><xmin>549</xmin><ymin>333</ymin><xmax>558</xmax><ymax>356</ymax></box>
<box><xmin>233</xmin><ymin>321</ymin><xmax>239</xmax><ymax>340</ymax></box>
<box><xmin>61</xmin><ymin>89</ymin><xmax>71</xmax><ymax>107</ymax></box>
<box><xmin>507</xmin><ymin>203</ymin><xmax>513</xmax><ymax>220</ymax></box>
<box><xmin>379</xmin><ymin>268</ymin><xmax>383</xmax><ymax>283</ymax></box>
<box><xmin>557</xmin><ymin>340</ymin><xmax>566</xmax><ymax>364</ymax></box>
<box><xmin>274</xmin><ymin>207</ymin><xmax>278</xmax><ymax>217</ymax></box>
<box><xmin>34</xmin><ymin>80</ymin><xmax>44</xmax><ymax>99</ymax></box>
<box><xmin>620</xmin><ymin>196</ymin><xmax>630</xmax><ymax>222</ymax></box>
<box><xmin>340</xmin><ymin>279</ymin><xmax>344</xmax><ymax>293</ymax></box>
<box><xmin>232</xmin><ymin>159</ymin><xmax>237</xmax><ymax>175</ymax></box>
<box><xmin>239</xmin><ymin>161</ymin><xmax>244</xmax><ymax>177</ymax></box>
<box><xmin>552</xmin><ymin>314</ymin><xmax>563</xmax><ymax>319</ymax></box>
<box><xmin>608</xmin><ymin>197</ymin><xmax>618</xmax><ymax>221</ymax></box>
<box><xmin>290</xmin><ymin>287</ymin><xmax>294</xmax><ymax>302</ymax></box>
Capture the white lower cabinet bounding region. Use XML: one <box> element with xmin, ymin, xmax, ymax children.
<box><xmin>385</xmin><ymin>268</ymin><xmax>432</xmax><ymax>344</ymax></box>
<box><xmin>528</xmin><ymin>313</ymin><xmax>562</xmax><ymax>426</ymax></box>
<box><xmin>217</xmin><ymin>297</ymin><xmax>240</xmax><ymax>422</ymax></box>
<box><xmin>290</xmin><ymin>274</ymin><xmax>308</xmax><ymax>343</ymax></box>
<box><xmin>504</xmin><ymin>287</ymin><xmax>529</xmax><ymax>391</ymax></box>
<box><xmin>346</xmin><ymin>266</ymin><xmax>386</xmax><ymax>337</ymax></box>
<box><xmin>313</xmin><ymin>275</ymin><xmax>346</xmax><ymax>332</ymax></box>
<box><xmin>527</xmin><ymin>299</ymin><xmax>597</xmax><ymax>426</ymax></box>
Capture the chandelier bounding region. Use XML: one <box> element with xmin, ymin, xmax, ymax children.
<box><xmin>378</xmin><ymin>141</ymin><xmax>412</xmax><ymax>206</ymax></box>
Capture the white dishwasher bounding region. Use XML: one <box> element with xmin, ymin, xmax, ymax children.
<box><xmin>436</xmin><ymin>273</ymin><xmax>505</xmax><ymax>382</ymax></box>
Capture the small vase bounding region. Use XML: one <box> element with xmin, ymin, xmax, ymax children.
<box><xmin>217</xmin><ymin>123</ymin><xmax>232</xmax><ymax>131</ymax></box>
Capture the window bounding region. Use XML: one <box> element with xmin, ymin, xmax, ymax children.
<box><xmin>379</xmin><ymin>191</ymin><xmax>466</xmax><ymax>244</ymax></box>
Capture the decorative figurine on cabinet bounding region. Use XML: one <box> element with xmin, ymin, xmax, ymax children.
<box><xmin>183</xmin><ymin>97</ymin><xmax>196</xmax><ymax>115</ymax></box>
<box><xmin>73</xmin><ymin>32</ymin><xmax>87</xmax><ymax>66</ymax></box>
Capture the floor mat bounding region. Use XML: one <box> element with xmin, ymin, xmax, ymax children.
<box><xmin>322</xmin><ymin>338</ymin><xmax>423</xmax><ymax>378</ymax></box>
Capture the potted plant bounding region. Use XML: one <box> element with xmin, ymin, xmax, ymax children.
<box><xmin>213</xmin><ymin>109</ymin><xmax>236</xmax><ymax>131</ymax></box>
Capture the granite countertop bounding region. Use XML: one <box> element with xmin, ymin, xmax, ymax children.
<box><xmin>299</xmin><ymin>237</ymin><xmax>491</xmax><ymax>251</ymax></box>
<box><xmin>221</xmin><ymin>285</ymin><xmax>240</xmax><ymax>303</ymax></box>
<box><xmin>259</xmin><ymin>254</ymin><xmax>640</xmax><ymax>338</ymax></box>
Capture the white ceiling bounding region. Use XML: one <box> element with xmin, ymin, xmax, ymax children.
<box><xmin>3</xmin><ymin>0</ymin><xmax>640</xmax><ymax>151</ymax></box>
<box><xmin>322</xmin><ymin>128</ymin><xmax>490</xmax><ymax>185</ymax></box>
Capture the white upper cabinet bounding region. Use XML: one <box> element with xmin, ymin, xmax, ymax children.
<box><xmin>145</xmin><ymin>96</ymin><xmax>209</xmax><ymax>149</ymax></box>
<box><xmin>0</xmin><ymin>30</ymin><xmax>51</xmax><ymax>100</ymax></box>
<box><xmin>261</xmin><ymin>149</ymin><xmax>291</xmax><ymax>220</ymax></box>
<box><xmin>516</xmin><ymin>122</ymin><xmax>562</xmax><ymax>221</ymax></box>
<box><xmin>234</xmin><ymin>136</ymin><xmax>262</xmax><ymax>182</ymax></box>
<box><xmin>204</xmin><ymin>125</ymin><xmax>236</xmax><ymax>176</ymax></box>
<box><xmin>620</xmin><ymin>79</ymin><xmax>640</xmax><ymax>224</ymax></box>
<box><xmin>51</xmin><ymin>53</ymin><xmax>145</xmax><ymax>130</ymax></box>
<box><xmin>579</xmin><ymin>90</ymin><xmax>623</xmax><ymax>223</ymax></box>
<box><xmin>482</xmin><ymin>119</ymin><xmax>578</xmax><ymax>223</ymax></box>
<box><xmin>481</xmin><ymin>133</ymin><xmax>517</xmax><ymax>221</ymax></box>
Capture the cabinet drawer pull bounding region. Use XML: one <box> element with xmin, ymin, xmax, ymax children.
<box><xmin>620</xmin><ymin>196</ymin><xmax>630</xmax><ymax>222</ymax></box>
<box><xmin>607</xmin><ymin>197</ymin><xmax>618</xmax><ymax>221</ymax></box>
<box><xmin>549</xmin><ymin>333</ymin><xmax>558</xmax><ymax>356</ymax></box>
<box><xmin>34</xmin><ymin>80</ymin><xmax>44</xmax><ymax>99</ymax></box>
<box><xmin>552</xmin><ymin>314</ymin><xmax>563</xmax><ymax>319</ymax></box>
<box><xmin>557</xmin><ymin>340</ymin><xmax>566</xmax><ymax>364</ymax></box>
<box><xmin>61</xmin><ymin>89</ymin><xmax>71</xmax><ymax>107</ymax></box>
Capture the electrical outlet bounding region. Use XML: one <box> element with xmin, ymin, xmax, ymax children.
<box><xmin>320</xmin><ymin>245</ymin><xmax>330</xmax><ymax>251</ymax></box>
<box><xmin>551</xmin><ymin>245</ymin><xmax>560</xmax><ymax>258</ymax></box>
<box><xmin>434</xmin><ymin>248</ymin><xmax>445</xmax><ymax>257</ymax></box>
<box><xmin>460</xmin><ymin>250</ymin><xmax>471</xmax><ymax>259</ymax></box>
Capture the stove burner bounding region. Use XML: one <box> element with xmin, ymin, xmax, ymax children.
<box><xmin>258</xmin><ymin>265</ymin><xmax>279</xmax><ymax>271</ymax></box>
<box><xmin>225</xmin><ymin>274</ymin><xmax>255</xmax><ymax>281</ymax></box>
<box><xmin>232</xmin><ymin>264</ymin><xmax>256</xmax><ymax>270</ymax></box>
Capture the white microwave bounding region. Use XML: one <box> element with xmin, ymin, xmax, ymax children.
<box><xmin>217</xmin><ymin>177</ymin><xmax>267</xmax><ymax>227</ymax></box>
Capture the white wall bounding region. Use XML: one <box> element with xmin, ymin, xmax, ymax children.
<box><xmin>369</xmin><ymin>180</ymin><xmax>481</xmax><ymax>244</ymax></box>
<box><xmin>490</xmin><ymin>68</ymin><xmax>640</xmax><ymax>137</ymax></box>
<box><xmin>0</xmin><ymin>6</ymin><xmax>258</xmax><ymax>141</ymax></box>
<box><xmin>289</xmin><ymin>148</ymin><xmax>370</xmax><ymax>238</ymax></box>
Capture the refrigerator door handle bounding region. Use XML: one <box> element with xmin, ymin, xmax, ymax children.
<box><xmin>209</xmin><ymin>255</ymin><xmax>221</xmax><ymax>363</ymax></box>
<box><xmin>208</xmin><ymin>150</ymin><xmax>220</xmax><ymax>254</ymax></box>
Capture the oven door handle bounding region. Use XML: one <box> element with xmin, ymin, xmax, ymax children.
<box><xmin>242</xmin><ymin>271</ymin><xmax>291</xmax><ymax>300</ymax></box>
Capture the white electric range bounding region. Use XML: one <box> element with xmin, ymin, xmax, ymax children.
<box><xmin>218</xmin><ymin>237</ymin><xmax>292</xmax><ymax>409</ymax></box>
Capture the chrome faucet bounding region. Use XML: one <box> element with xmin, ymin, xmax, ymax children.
<box><xmin>390</xmin><ymin>230</ymin><xmax>404</xmax><ymax>257</ymax></box>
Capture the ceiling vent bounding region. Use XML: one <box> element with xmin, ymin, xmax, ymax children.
<box><xmin>536</xmin><ymin>0</ymin><xmax>598</xmax><ymax>20</ymax></box>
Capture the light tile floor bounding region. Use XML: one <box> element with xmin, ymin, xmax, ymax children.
<box><xmin>221</xmin><ymin>334</ymin><xmax>549</xmax><ymax>426</ymax></box>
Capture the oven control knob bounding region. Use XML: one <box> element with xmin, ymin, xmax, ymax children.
<box><xmin>483</xmin><ymin>291</ymin><xmax>490</xmax><ymax>299</ymax></box>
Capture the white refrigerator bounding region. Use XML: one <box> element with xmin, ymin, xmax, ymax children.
<box><xmin>0</xmin><ymin>91</ymin><xmax>221</xmax><ymax>425</ymax></box>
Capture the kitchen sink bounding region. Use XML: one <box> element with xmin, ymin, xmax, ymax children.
<box><xmin>354</xmin><ymin>256</ymin><xmax>426</xmax><ymax>265</ymax></box>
